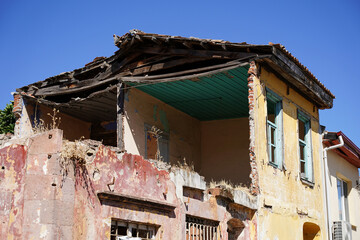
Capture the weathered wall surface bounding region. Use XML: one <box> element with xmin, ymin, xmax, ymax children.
<box><xmin>72</xmin><ymin>144</ymin><xmax>257</xmax><ymax>239</ymax></box>
<box><xmin>1</xmin><ymin>128</ymin><xmax>257</xmax><ymax>239</ymax></box>
<box><xmin>22</xmin><ymin>129</ymin><xmax>75</xmax><ymax>239</ymax></box>
<box><xmin>0</xmin><ymin>144</ymin><xmax>27</xmax><ymax>239</ymax></box>
<box><xmin>1</xmin><ymin>129</ymin><xmax>75</xmax><ymax>240</ymax></box>
<box><xmin>72</xmin><ymin>147</ymin><xmax>182</xmax><ymax>239</ymax></box>
<box><xmin>124</xmin><ymin>88</ymin><xmax>202</xmax><ymax>169</ymax></box>
<box><xmin>124</xmin><ymin>88</ymin><xmax>252</xmax><ymax>186</ymax></box>
<box><xmin>201</xmin><ymin>118</ymin><xmax>251</xmax><ymax>186</ymax></box>
<box><xmin>19</xmin><ymin>99</ymin><xmax>91</xmax><ymax>141</ymax></box>
<box><xmin>327</xmin><ymin>150</ymin><xmax>360</xmax><ymax>239</ymax></box>
<box><xmin>0</xmin><ymin>133</ymin><xmax>13</xmax><ymax>147</ymax></box>
<box><xmin>254</xmin><ymin>67</ymin><xmax>326</xmax><ymax>239</ymax></box>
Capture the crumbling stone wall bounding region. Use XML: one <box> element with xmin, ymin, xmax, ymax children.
<box><xmin>0</xmin><ymin>144</ymin><xmax>26</xmax><ymax>239</ymax></box>
<box><xmin>0</xmin><ymin>133</ymin><xmax>12</xmax><ymax>147</ymax></box>
<box><xmin>1</xmin><ymin>129</ymin><xmax>257</xmax><ymax>239</ymax></box>
<box><xmin>0</xmin><ymin>129</ymin><xmax>75</xmax><ymax>239</ymax></box>
<box><xmin>248</xmin><ymin>61</ymin><xmax>259</xmax><ymax>196</ymax></box>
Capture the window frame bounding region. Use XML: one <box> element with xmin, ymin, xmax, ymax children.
<box><xmin>266</xmin><ymin>89</ymin><xmax>283</xmax><ymax>169</ymax></box>
<box><xmin>186</xmin><ymin>215</ymin><xmax>220</xmax><ymax>240</ymax></box>
<box><xmin>110</xmin><ymin>219</ymin><xmax>157</xmax><ymax>240</ymax></box>
<box><xmin>297</xmin><ymin>110</ymin><xmax>313</xmax><ymax>183</ymax></box>
<box><xmin>337</xmin><ymin>178</ymin><xmax>350</xmax><ymax>222</ymax></box>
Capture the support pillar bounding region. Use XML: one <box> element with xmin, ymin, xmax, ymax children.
<box><xmin>248</xmin><ymin>61</ymin><xmax>260</xmax><ymax>195</ymax></box>
<box><xmin>117</xmin><ymin>83</ymin><xmax>125</xmax><ymax>151</ymax></box>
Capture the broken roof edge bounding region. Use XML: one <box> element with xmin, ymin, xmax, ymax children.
<box><xmin>114</xmin><ymin>30</ymin><xmax>335</xmax><ymax>100</ymax></box>
<box><xmin>17</xmin><ymin>30</ymin><xmax>334</xmax><ymax>109</ymax></box>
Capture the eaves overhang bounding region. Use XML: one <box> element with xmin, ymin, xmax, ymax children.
<box><xmin>115</xmin><ymin>30</ymin><xmax>334</xmax><ymax>109</ymax></box>
<box><xmin>324</xmin><ymin>131</ymin><xmax>360</xmax><ymax>168</ymax></box>
<box><xmin>258</xmin><ymin>48</ymin><xmax>334</xmax><ymax>109</ymax></box>
<box><xmin>16</xmin><ymin>30</ymin><xmax>335</xmax><ymax>110</ymax></box>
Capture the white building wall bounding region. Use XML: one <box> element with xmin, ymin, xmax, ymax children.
<box><xmin>327</xmin><ymin>150</ymin><xmax>360</xmax><ymax>239</ymax></box>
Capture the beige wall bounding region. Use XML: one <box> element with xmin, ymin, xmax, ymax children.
<box><xmin>24</xmin><ymin>102</ymin><xmax>91</xmax><ymax>141</ymax></box>
<box><xmin>124</xmin><ymin>88</ymin><xmax>202</xmax><ymax>169</ymax></box>
<box><xmin>200</xmin><ymin>118</ymin><xmax>251</xmax><ymax>186</ymax></box>
<box><xmin>124</xmin><ymin>88</ymin><xmax>252</xmax><ymax>186</ymax></box>
<box><xmin>327</xmin><ymin>150</ymin><xmax>360</xmax><ymax>239</ymax></box>
<box><xmin>254</xmin><ymin>67</ymin><xmax>327</xmax><ymax>239</ymax></box>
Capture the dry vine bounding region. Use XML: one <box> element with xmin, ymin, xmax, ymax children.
<box><xmin>148</xmin><ymin>126</ymin><xmax>163</xmax><ymax>161</ymax></box>
<box><xmin>33</xmin><ymin>107</ymin><xmax>61</xmax><ymax>133</ymax></box>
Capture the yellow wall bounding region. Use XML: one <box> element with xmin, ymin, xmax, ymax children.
<box><xmin>200</xmin><ymin>118</ymin><xmax>251</xmax><ymax>186</ymax></box>
<box><xmin>124</xmin><ymin>88</ymin><xmax>252</xmax><ymax>186</ymax></box>
<box><xmin>327</xmin><ymin>150</ymin><xmax>360</xmax><ymax>239</ymax></box>
<box><xmin>124</xmin><ymin>88</ymin><xmax>202</xmax><ymax>169</ymax></box>
<box><xmin>254</xmin><ymin>67</ymin><xmax>326</xmax><ymax>239</ymax></box>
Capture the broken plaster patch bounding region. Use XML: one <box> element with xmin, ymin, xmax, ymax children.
<box><xmin>43</xmin><ymin>159</ymin><xmax>48</xmax><ymax>175</ymax></box>
<box><xmin>4</xmin><ymin>166</ymin><xmax>18</xmax><ymax>190</ymax></box>
<box><xmin>40</xmin><ymin>225</ymin><xmax>48</xmax><ymax>238</ymax></box>
<box><xmin>93</xmin><ymin>168</ymin><xmax>100</xmax><ymax>181</ymax></box>
<box><xmin>36</xmin><ymin>208</ymin><xmax>40</xmax><ymax>223</ymax></box>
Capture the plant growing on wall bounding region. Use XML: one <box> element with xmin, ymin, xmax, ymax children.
<box><xmin>149</xmin><ymin>126</ymin><xmax>163</xmax><ymax>161</ymax></box>
<box><xmin>0</xmin><ymin>101</ymin><xmax>15</xmax><ymax>134</ymax></box>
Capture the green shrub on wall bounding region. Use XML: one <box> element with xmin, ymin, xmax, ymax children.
<box><xmin>0</xmin><ymin>101</ymin><xmax>15</xmax><ymax>134</ymax></box>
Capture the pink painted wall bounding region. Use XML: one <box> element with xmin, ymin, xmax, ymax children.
<box><xmin>1</xmin><ymin>129</ymin><xmax>256</xmax><ymax>239</ymax></box>
<box><xmin>0</xmin><ymin>144</ymin><xmax>27</xmax><ymax>239</ymax></box>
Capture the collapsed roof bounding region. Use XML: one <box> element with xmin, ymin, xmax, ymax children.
<box><xmin>17</xmin><ymin>30</ymin><xmax>335</xmax><ymax>121</ymax></box>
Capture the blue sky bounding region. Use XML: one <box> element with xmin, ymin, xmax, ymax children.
<box><xmin>1</xmin><ymin>0</ymin><xmax>360</xmax><ymax>146</ymax></box>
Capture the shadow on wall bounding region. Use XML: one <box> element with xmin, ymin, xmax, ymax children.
<box><xmin>303</xmin><ymin>222</ymin><xmax>321</xmax><ymax>240</ymax></box>
<box><xmin>125</xmin><ymin>88</ymin><xmax>252</xmax><ymax>187</ymax></box>
<box><xmin>99</xmin><ymin>199</ymin><xmax>176</xmax><ymax>218</ymax></box>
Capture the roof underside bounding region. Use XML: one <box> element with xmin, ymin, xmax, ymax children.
<box><xmin>25</xmin><ymin>66</ymin><xmax>249</xmax><ymax>123</ymax></box>
<box><xmin>324</xmin><ymin>132</ymin><xmax>360</xmax><ymax>168</ymax></box>
<box><xmin>17</xmin><ymin>30</ymin><xmax>335</xmax><ymax>111</ymax></box>
<box><xmin>131</xmin><ymin>66</ymin><xmax>249</xmax><ymax>121</ymax></box>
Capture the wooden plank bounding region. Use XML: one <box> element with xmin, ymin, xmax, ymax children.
<box><xmin>200</xmin><ymin>41</ymin><xmax>209</xmax><ymax>50</ymax></box>
<box><xmin>131</xmin><ymin>57</ymin><xmax>209</xmax><ymax>76</ymax></box>
<box><xmin>123</xmin><ymin>55</ymin><xmax>174</xmax><ymax>72</ymax></box>
<box><xmin>134</xmin><ymin>46</ymin><xmax>258</xmax><ymax>59</ymax></box>
<box><xmin>117</xmin><ymin>83</ymin><xmax>125</xmax><ymax>151</ymax></box>
<box><xmin>96</xmin><ymin>52</ymin><xmax>142</xmax><ymax>79</ymax></box>
<box><xmin>263</xmin><ymin>61</ymin><xmax>325</xmax><ymax>109</ymax></box>
<box><xmin>120</xmin><ymin>61</ymin><xmax>249</xmax><ymax>84</ymax></box>
<box><xmin>267</xmin><ymin>53</ymin><xmax>333</xmax><ymax>108</ymax></box>
<box><xmin>69</xmin><ymin>102</ymin><xmax>115</xmax><ymax>113</ymax></box>
<box><xmin>33</xmin><ymin>75</ymin><xmax>121</xmax><ymax>97</ymax></box>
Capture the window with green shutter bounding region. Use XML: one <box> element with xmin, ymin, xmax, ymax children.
<box><xmin>266</xmin><ymin>89</ymin><xmax>283</xmax><ymax>168</ymax></box>
<box><xmin>298</xmin><ymin>110</ymin><xmax>313</xmax><ymax>182</ymax></box>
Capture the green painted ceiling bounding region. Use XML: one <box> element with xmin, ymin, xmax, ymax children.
<box><xmin>132</xmin><ymin>66</ymin><xmax>250</xmax><ymax>121</ymax></box>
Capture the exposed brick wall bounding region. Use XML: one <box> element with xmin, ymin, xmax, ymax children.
<box><xmin>12</xmin><ymin>94</ymin><xmax>23</xmax><ymax>137</ymax></box>
<box><xmin>1</xmin><ymin>129</ymin><xmax>258</xmax><ymax>239</ymax></box>
<box><xmin>248</xmin><ymin>61</ymin><xmax>259</xmax><ymax>195</ymax></box>
<box><xmin>12</xmin><ymin>93</ymin><xmax>22</xmax><ymax>119</ymax></box>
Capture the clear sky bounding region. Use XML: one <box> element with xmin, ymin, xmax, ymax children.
<box><xmin>1</xmin><ymin>0</ymin><xmax>359</xmax><ymax>146</ymax></box>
